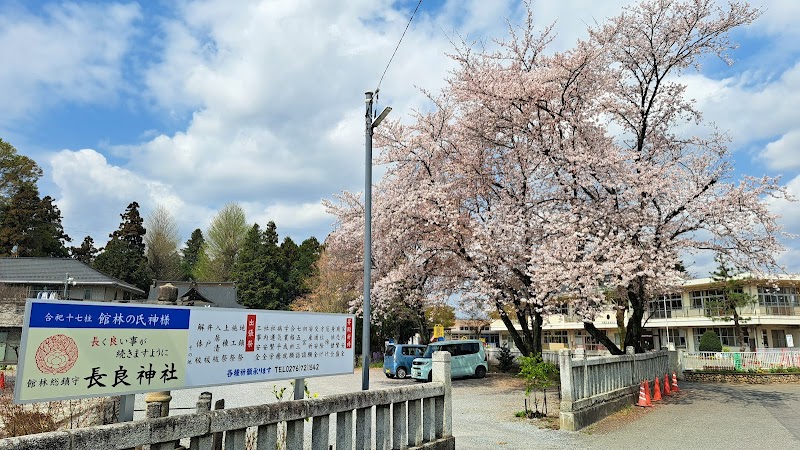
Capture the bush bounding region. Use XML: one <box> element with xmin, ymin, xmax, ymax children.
<box><xmin>698</xmin><ymin>330</ymin><xmax>723</xmax><ymax>352</ymax></box>
<box><xmin>497</xmin><ymin>345</ymin><xmax>515</xmax><ymax>372</ymax></box>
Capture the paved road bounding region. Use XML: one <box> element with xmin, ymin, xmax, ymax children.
<box><xmin>575</xmin><ymin>382</ymin><xmax>800</xmax><ymax>450</ymax></box>
<box><xmin>133</xmin><ymin>372</ymin><xmax>800</xmax><ymax>449</ymax></box>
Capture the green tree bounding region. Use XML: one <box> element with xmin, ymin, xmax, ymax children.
<box><xmin>280</xmin><ymin>236</ymin><xmax>321</xmax><ymax>304</ymax></box>
<box><xmin>181</xmin><ymin>228</ymin><xmax>204</xmax><ymax>279</ymax></box>
<box><xmin>70</xmin><ymin>236</ymin><xmax>100</xmax><ymax>264</ymax></box>
<box><xmin>0</xmin><ymin>183</ymin><xmax>70</xmax><ymax>257</ymax></box>
<box><xmin>706</xmin><ymin>255</ymin><xmax>756</xmax><ymax>351</ymax></box>
<box><xmin>424</xmin><ymin>304</ymin><xmax>456</xmax><ymax>330</ymax></box>
<box><xmin>111</xmin><ymin>202</ymin><xmax>146</xmax><ymax>253</ymax></box>
<box><xmin>699</xmin><ymin>330</ymin><xmax>723</xmax><ymax>352</ymax></box>
<box><xmin>144</xmin><ymin>204</ymin><xmax>183</xmax><ymax>281</ymax></box>
<box><xmin>94</xmin><ymin>202</ymin><xmax>152</xmax><ymax>295</ymax></box>
<box><xmin>234</xmin><ymin>223</ymin><xmax>284</xmax><ymax>309</ymax></box>
<box><xmin>1</xmin><ymin>139</ymin><xmax>42</xmax><ymax>203</ymax></box>
<box><xmin>199</xmin><ymin>203</ymin><xmax>248</xmax><ymax>281</ymax></box>
<box><xmin>518</xmin><ymin>355</ymin><xmax>559</xmax><ymax>418</ymax></box>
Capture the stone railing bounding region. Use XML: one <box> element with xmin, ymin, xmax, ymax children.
<box><xmin>0</xmin><ymin>353</ymin><xmax>455</xmax><ymax>450</ymax></box>
<box><xmin>558</xmin><ymin>348</ymin><xmax>673</xmax><ymax>431</ymax></box>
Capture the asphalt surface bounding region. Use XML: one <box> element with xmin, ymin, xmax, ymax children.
<box><xmin>129</xmin><ymin>372</ymin><xmax>800</xmax><ymax>449</ymax></box>
<box><xmin>578</xmin><ymin>382</ymin><xmax>800</xmax><ymax>450</ymax></box>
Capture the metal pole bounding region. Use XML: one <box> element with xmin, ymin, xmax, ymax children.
<box><xmin>665</xmin><ymin>296</ymin><xmax>670</xmax><ymax>346</ymax></box>
<box><xmin>362</xmin><ymin>91</ymin><xmax>374</xmax><ymax>391</ymax></box>
<box><xmin>63</xmin><ymin>273</ymin><xmax>69</xmax><ymax>299</ymax></box>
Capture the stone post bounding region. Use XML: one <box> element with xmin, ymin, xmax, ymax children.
<box><xmin>558</xmin><ymin>349</ymin><xmax>575</xmax><ymax>431</ymax></box>
<box><xmin>626</xmin><ymin>346</ymin><xmax>635</xmax><ymax>386</ymax></box>
<box><xmin>146</xmin><ymin>284</ymin><xmax>179</xmax><ymax>418</ymax></box>
<box><xmin>196</xmin><ymin>392</ymin><xmax>212</xmax><ymax>413</ymax></box>
<box><xmin>431</xmin><ymin>351</ymin><xmax>452</xmax><ymax>438</ymax></box>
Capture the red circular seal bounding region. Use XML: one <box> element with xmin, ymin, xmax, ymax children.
<box><xmin>35</xmin><ymin>334</ymin><xmax>79</xmax><ymax>374</ymax></box>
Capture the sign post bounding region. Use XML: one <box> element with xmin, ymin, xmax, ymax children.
<box><xmin>14</xmin><ymin>299</ymin><xmax>355</xmax><ymax>404</ymax></box>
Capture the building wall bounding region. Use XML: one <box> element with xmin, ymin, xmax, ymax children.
<box><xmin>485</xmin><ymin>276</ymin><xmax>800</xmax><ymax>354</ymax></box>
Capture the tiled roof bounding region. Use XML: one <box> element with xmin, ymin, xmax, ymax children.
<box><xmin>0</xmin><ymin>257</ymin><xmax>144</xmax><ymax>295</ymax></box>
<box><xmin>148</xmin><ymin>281</ymin><xmax>243</xmax><ymax>309</ymax></box>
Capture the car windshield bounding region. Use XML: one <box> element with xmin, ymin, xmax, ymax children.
<box><xmin>423</xmin><ymin>345</ymin><xmax>443</xmax><ymax>358</ymax></box>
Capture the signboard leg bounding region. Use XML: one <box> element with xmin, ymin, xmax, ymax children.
<box><xmin>294</xmin><ymin>378</ymin><xmax>304</xmax><ymax>400</ymax></box>
<box><xmin>119</xmin><ymin>394</ymin><xmax>135</xmax><ymax>422</ymax></box>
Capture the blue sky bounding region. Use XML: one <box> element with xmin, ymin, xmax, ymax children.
<box><xmin>1</xmin><ymin>0</ymin><xmax>799</xmax><ymax>276</ymax></box>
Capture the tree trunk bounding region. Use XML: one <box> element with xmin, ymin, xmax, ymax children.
<box><xmin>733</xmin><ymin>310</ymin><xmax>746</xmax><ymax>352</ymax></box>
<box><xmin>584</xmin><ymin>322</ymin><xmax>624</xmax><ymax>355</ymax></box>
<box><xmin>531</xmin><ymin>311</ymin><xmax>543</xmax><ymax>356</ymax></box>
<box><xmin>622</xmin><ymin>280</ymin><xmax>646</xmax><ymax>353</ymax></box>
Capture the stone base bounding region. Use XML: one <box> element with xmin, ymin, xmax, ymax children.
<box><xmin>409</xmin><ymin>437</ymin><xmax>455</xmax><ymax>449</ymax></box>
<box><xmin>559</xmin><ymin>386</ymin><xmax>638</xmax><ymax>431</ymax></box>
<box><xmin>684</xmin><ymin>371</ymin><xmax>800</xmax><ymax>384</ymax></box>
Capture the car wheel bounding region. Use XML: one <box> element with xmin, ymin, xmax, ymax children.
<box><xmin>396</xmin><ymin>367</ymin><xmax>407</xmax><ymax>379</ymax></box>
<box><xmin>475</xmin><ymin>366</ymin><xmax>487</xmax><ymax>379</ymax></box>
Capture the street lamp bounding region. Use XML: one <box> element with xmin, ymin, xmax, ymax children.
<box><xmin>362</xmin><ymin>91</ymin><xmax>391</xmax><ymax>391</ymax></box>
<box><xmin>63</xmin><ymin>274</ymin><xmax>76</xmax><ymax>299</ymax></box>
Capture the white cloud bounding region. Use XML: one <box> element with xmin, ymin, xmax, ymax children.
<box><xmin>7</xmin><ymin>0</ymin><xmax>794</xmax><ymax>269</ymax></box>
<box><xmin>0</xmin><ymin>2</ymin><xmax>141</xmax><ymax>122</ymax></box>
<box><xmin>49</xmin><ymin>149</ymin><xmax>213</xmax><ymax>246</ymax></box>
<box><xmin>760</xmin><ymin>131</ymin><xmax>800</xmax><ymax>171</ymax></box>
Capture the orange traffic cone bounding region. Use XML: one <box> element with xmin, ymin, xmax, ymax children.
<box><xmin>652</xmin><ymin>376</ymin><xmax>662</xmax><ymax>401</ymax></box>
<box><xmin>0</xmin><ymin>371</ymin><xmax>5</xmax><ymax>390</ymax></box>
<box><xmin>644</xmin><ymin>379</ymin><xmax>653</xmax><ymax>406</ymax></box>
<box><xmin>663</xmin><ymin>373</ymin><xmax>671</xmax><ymax>395</ymax></box>
<box><xmin>636</xmin><ymin>381</ymin><xmax>652</xmax><ymax>407</ymax></box>
<box><xmin>672</xmin><ymin>372</ymin><xmax>680</xmax><ymax>392</ymax></box>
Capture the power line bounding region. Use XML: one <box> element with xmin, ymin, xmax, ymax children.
<box><xmin>375</xmin><ymin>0</ymin><xmax>423</xmax><ymax>94</ymax></box>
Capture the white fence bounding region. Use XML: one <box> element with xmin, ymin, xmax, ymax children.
<box><xmin>683</xmin><ymin>350</ymin><xmax>800</xmax><ymax>371</ymax></box>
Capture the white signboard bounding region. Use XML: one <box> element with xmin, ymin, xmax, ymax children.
<box><xmin>15</xmin><ymin>299</ymin><xmax>355</xmax><ymax>403</ymax></box>
<box><xmin>787</xmin><ymin>334</ymin><xmax>794</xmax><ymax>348</ymax></box>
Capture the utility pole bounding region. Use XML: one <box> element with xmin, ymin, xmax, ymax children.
<box><xmin>362</xmin><ymin>91</ymin><xmax>391</xmax><ymax>391</ymax></box>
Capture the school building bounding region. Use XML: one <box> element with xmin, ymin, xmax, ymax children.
<box><xmin>487</xmin><ymin>274</ymin><xmax>800</xmax><ymax>354</ymax></box>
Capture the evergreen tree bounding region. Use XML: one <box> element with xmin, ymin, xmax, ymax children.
<box><xmin>70</xmin><ymin>236</ymin><xmax>100</xmax><ymax>264</ymax></box>
<box><xmin>0</xmin><ymin>183</ymin><xmax>70</xmax><ymax>257</ymax></box>
<box><xmin>707</xmin><ymin>255</ymin><xmax>756</xmax><ymax>351</ymax></box>
<box><xmin>111</xmin><ymin>201</ymin><xmax>146</xmax><ymax>253</ymax></box>
<box><xmin>1</xmin><ymin>138</ymin><xmax>42</xmax><ymax>203</ymax></box>
<box><xmin>181</xmin><ymin>228</ymin><xmax>205</xmax><ymax>279</ymax></box>
<box><xmin>94</xmin><ymin>202</ymin><xmax>152</xmax><ymax>295</ymax></box>
<box><xmin>234</xmin><ymin>223</ymin><xmax>284</xmax><ymax>309</ymax></box>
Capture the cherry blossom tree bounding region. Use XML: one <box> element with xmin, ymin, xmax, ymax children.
<box><xmin>326</xmin><ymin>0</ymin><xmax>792</xmax><ymax>356</ymax></box>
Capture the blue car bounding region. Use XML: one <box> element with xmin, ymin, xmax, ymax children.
<box><xmin>383</xmin><ymin>344</ymin><xmax>426</xmax><ymax>378</ymax></box>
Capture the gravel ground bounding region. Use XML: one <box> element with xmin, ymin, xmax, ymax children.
<box><xmin>132</xmin><ymin>367</ymin><xmax>584</xmax><ymax>449</ymax></box>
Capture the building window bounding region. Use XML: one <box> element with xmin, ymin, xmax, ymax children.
<box><xmin>574</xmin><ymin>330</ymin><xmax>606</xmax><ymax>350</ymax></box>
<box><xmin>659</xmin><ymin>329</ymin><xmax>686</xmax><ymax>348</ymax></box>
<box><xmin>543</xmin><ymin>330</ymin><xmax>568</xmax><ymax>344</ymax></box>
<box><xmin>83</xmin><ymin>289</ymin><xmax>92</xmax><ymax>300</ymax></box>
<box><xmin>690</xmin><ymin>288</ymin><xmax>743</xmax><ymax>317</ymax></box>
<box><xmin>648</xmin><ymin>292</ymin><xmax>683</xmax><ymax>318</ymax></box>
<box><xmin>758</xmin><ymin>286</ymin><xmax>797</xmax><ymax>315</ymax></box>
<box><xmin>693</xmin><ymin>327</ymin><xmax>738</xmax><ymax>348</ymax></box>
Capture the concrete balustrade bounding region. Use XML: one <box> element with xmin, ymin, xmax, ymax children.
<box><xmin>559</xmin><ymin>348</ymin><xmax>673</xmax><ymax>431</ymax></box>
<box><xmin>0</xmin><ymin>352</ymin><xmax>455</xmax><ymax>450</ymax></box>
